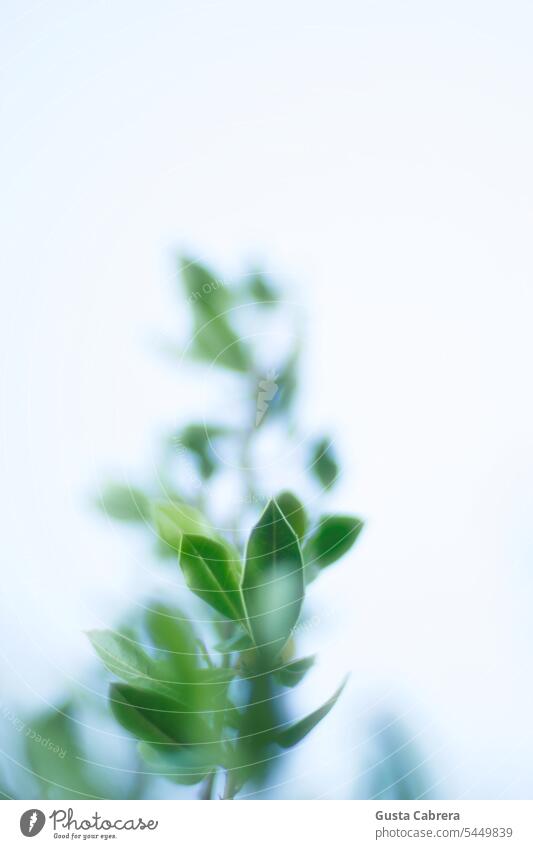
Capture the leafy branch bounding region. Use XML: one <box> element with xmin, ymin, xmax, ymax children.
<box><xmin>93</xmin><ymin>257</ymin><xmax>364</xmax><ymax>798</ymax></box>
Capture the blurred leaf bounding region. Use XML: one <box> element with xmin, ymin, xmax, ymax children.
<box><xmin>181</xmin><ymin>257</ymin><xmax>229</xmax><ymax>313</ymax></box>
<box><xmin>25</xmin><ymin>705</ymin><xmax>98</xmax><ymax>800</ymax></box>
<box><xmin>274</xmin><ymin>677</ymin><xmax>347</xmax><ymax>748</ymax></box>
<box><xmin>179</xmin><ymin>534</ymin><xmax>246</xmax><ymax>624</ymax></box>
<box><xmin>152</xmin><ymin>500</ymin><xmax>214</xmax><ymax>556</ymax></box>
<box><xmin>309</xmin><ymin>438</ymin><xmax>339</xmax><ymax>490</ymax></box>
<box><xmin>245</xmin><ymin>272</ymin><xmax>278</xmax><ymax>304</ymax></box>
<box><xmin>177</xmin><ymin>424</ymin><xmax>228</xmax><ymax>479</ymax></box>
<box><xmin>215</xmin><ymin>631</ymin><xmax>254</xmax><ymax>654</ymax></box>
<box><xmin>304</xmin><ymin>515</ymin><xmax>364</xmax><ymax>582</ymax></box>
<box><xmin>109</xmin><ymin>684</ymin><xmax>206</xmax><ymax>746</ymax></box>
<box><xmin>181</xmin><ymin>258</ymin><xmax>249</xmax><ymax>372</ymax></box>
<box><xmin>274</xmin><ymin>655</ymin><xmax>315</xmax><ymax>688</ymax></box>
<box><xmin>242</xmin><ymin>498</ymin><xmax>304</xmax><ymax>657</ymax></box>
<box><xmin>276</xmin><ymin>491</ymin><xmax>307</xmax><ymax>539</ymax></box>
<box><xmin>138</xmin><ymin>743</ymin><xmax>220</xmax><ymax>786</ymax></box>
<box><xmin>362</xmin><ymin>714</ymin><xmax>432</xmax><ymax>800</ymax></box>
<box><xmin>88</xmin><ymin>630</ymin><xmax>153</xmax><ymax>683</ymax></box>
<box><xmin>97</xmin><ymin>483</ymin><xmax>150</xmax><ymax>522</ymax></box>
<box><xmin>145</xmin><ymin>604</ymin><xmax>198</xmax><ymax>678</ymax></box>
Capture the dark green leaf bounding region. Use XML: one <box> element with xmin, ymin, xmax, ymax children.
<box><xmin>275</xmin><ymin>678</ymin><xmax>347</xmax><ymax>748</ymax></box>
<box><xmin>304</xmin><ymin>515</ymin><xmax>364</xmax><ymax>581</ymax></box>
<box><xmin>179</xmin><ymin>534</ymin><xmax>246</xmax><ymax>624</ymax></box>
<box><xmin>309</xmin><ymin>438</ymin><xmax>339</xmax><ymax>490</ymax></box>
<box><xmin>274</xmin><ymin>655</ymin><xmax>316</xmax><ymax>688</ymax></box>
<box><xmin>96</xmin><ymin>484</ymin><xmax>150</xmax><ymax>522</ymax></box>
<box><xmin>276</xmin><ymin>491</ymin><xmax>307</xmax><ymax>539</ymax></box>
<box><xmin>109</xmin><ymin>684</ymin><xmax>206</xmax><ymax>746</ymax></box>
<box><xmin>242</xmin><ymin>498</ymin><xmax>304</xmax><ymax>657</ymax></box>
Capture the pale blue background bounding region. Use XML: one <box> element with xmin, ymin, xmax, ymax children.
<box><xmin>1</xmin><ymin>0</ymin><xmax>533</xmax><ymax>798</ymax></box>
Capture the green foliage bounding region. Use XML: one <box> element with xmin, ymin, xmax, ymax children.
<box><xmin>275</xmin><ymin>678</ymin><xmax>348</xmax><ymax>748</ymax></box>
<box><xmin>243</xmin><ymin>498</ymin><xmax>304</xmax><ymax>658</ymax></box>
<box><xmin>274</xmin><ymin>655</ymin><xmax>316</xmax><ymax>687</ymax></box>
<box><xmin>177</xmin><ymin>424</ymin><xmax>229</xmax><ymax>480</ymax></box>
<box><xmin>360</xmin><ymin>714</ymin><xmax>432</xmax><ymax>800</ymax></box>
<box><xmin>97</xmin><ymin>483</ymin><xmax>150</xmax><ymax>522</ymax></box>
<box><xmin>309</xmin><ymin>438</ymin><xmax>339</xmax><ymax>490</ymax></box>
<box><xmin>179</xmin><ymin>534</ymin><xmax>246</xmax><ymax>624</ymax></box>
<box><xmin>276</xmin><ymin>491</ymin><xmax>308</xmax><ymax>539</ymax></box>
<box><xmin>181</xmin><ymin>258</ymin><xmax>250</xmax><ymax>371</ymax></box>
<box><xmin>304</xmin><ymin>515</ymin><xmax>364</xmax><ymax>582</ymax></box>
<box><xmin>90</xmin><ymin>256</ymin><xmax>365</xmax><ymax>798</ymax></box>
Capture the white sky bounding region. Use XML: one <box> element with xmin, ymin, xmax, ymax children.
<box><xmin>1</xmin><ymin>0</ymin><xmax>533</xmax><ymax>799</ymax></box>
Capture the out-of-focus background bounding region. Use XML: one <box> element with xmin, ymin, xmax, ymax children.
<box><xmin>1</xmin><ymin>0</ymin><xmax>533</xmax><ymax>800</ymax></box>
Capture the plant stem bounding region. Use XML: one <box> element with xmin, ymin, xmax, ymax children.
<box><xmin>199</xmin><ymin>771</ymin><xmax>216</xmax><ymax>800</ymax></box>
<box><xmin>222</xmin><ymin>769</ymin><xmax>237</xmax><ymax>800</ymax></box>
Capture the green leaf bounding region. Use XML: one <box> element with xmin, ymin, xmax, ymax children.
<box><xmin>276</xmin><ymin>491</ymin><xmax>307</xmax><ymax>539</ymax></box>
<box><xmin>138</xmin><ymin>743</ymin><xmax>220</xmax><ymax>786</ymax></box>
<box><xmin>24</xmin><ymin>704</ymin><xmax>99</xmax><ymax>799</ymax></box>
<box><xmin>242</xmin><ymin>498</ymin><xmax>304</xmax><ymax>657</ymax></box>
<box><xmin>145</xmin><ymin>604</ymin><xmax>198</xmax><ymax>677</ymax></box>
<box><xmin>181</xmin><ymin>258</ymin><xmax>249</xmax><ymax>372</ymax></box>
<box><xmin>152</xmin><ymin>500</ymin><xmax>214</xmax><ymax>555</ymax></box>
<box><xmin>245</xmin><ymin>272</ymin><xmax>278</xmax><ymax>304</ymax></box>
<box><xmin>274</xmin><ymin>655</ymin><xmax>315</xmax><ymax>688</ymax></box>
<box><xmin>304</xmin><ymin>515</ymin><xmax>364</xmax><ymax>581</ymax></box>
<box><xmin>88</xmin><ymin>630</ymin><xmax>154</xmax><ymax>683</ymax></box>
<box><xmin>96</xmin><ymin>483</ymin><xmax>150</xmax><ymax>522</ymax></box>
<box><xmin>214</xmin><ymin>632</ymin><xmax>254</xmax><ymax>654</ymax></box>
<box><xmin>176</xmin><ymin>424</ymin><xmax>228</xmax><ymax>480</ymax></box>
<box><xmin>178</xmin><ymin>534</ymin><xmax>246</xmax><ymax>624</ymax></box>
<box><xmin>181</xmin><ymin>257</ymin><xmax>229</xmax><ymax>313</ymax></box>
<box><xmin>274</xmin><ymin>678</ymin><xmax>348</xmax><ymax>748</ymax></box>
<box><xmin>109</xmin><ymin>684</ymin><xmax>206</xmax><ymax>746</ymax></box>
<box><xmin>309</xmin><ymin>438</ymin><xmax>339</xmax><ymax>490</ymax></box>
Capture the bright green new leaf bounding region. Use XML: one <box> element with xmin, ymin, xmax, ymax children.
<box><xmin>243</xmin><ymin>498</ymin><xmax>304</xmax><ymax>657</ymax></box>
<box><xmin>304</xmin><ymin>515</ymin><xmax>364</xmax><ymax>581</ymax></box>
<box><xmin>179</xmin><ymin>534</ymin><xmax>246</xmax><ymax>624</ymax></box>
<box><xmin>276</xmin><ymin>491</ymin><xmax>307</xmax><ymax>539</ymax></box>
<box><xmin>274</xmin><ymin>655</ymin><xmax>316</xmax><ymax>688</ymax></box>
<box><xmin>88</xmin><ymin>630</ymin><xmax>154</xmax><ymax>683</ymax></box>
<box><xmin>274</xmin><ymin>677</ymin><xmax>348</xmax><ymax>748</ymax></box>
<box><xmin>309</xmin><ymin>438</ymin><xmax>339</xmax><ymax>490</ymax></box>
<box><xmin>97</xmin><ymin>483</ymin><xmax>150</xmax><ymax>522</ymax></box>
<box><xmin>152</xmin><ymin>500</ymin><xmax>214</xmax><ymax>555</ymax></box>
